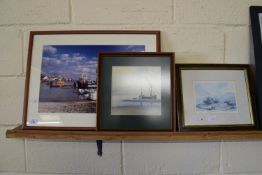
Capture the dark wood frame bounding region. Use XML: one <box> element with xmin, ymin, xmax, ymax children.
<box><xmin>97</xmin><ymin>52</ymin><xmax>175</xmax><ymax>131</ymax></box>
<box><xmin>250</xmin><ymin>6</ymin><xmax>262</xmax><ymax>129</ymax></box>
<box><xmin>176</xmin><ymin>64</ymin><xmax>258</xmax><ymax>131</ymax></box>
<box><xmin>22</xmin><ymin>30</ymin><xmax>161</xmax><ymax>130</ymax></box>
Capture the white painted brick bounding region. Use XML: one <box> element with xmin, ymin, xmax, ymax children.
<box><xmin>72</xmin><ymin>0</ymin><xmax>173</xmax><ymax>24</ymax></box>
<box><xmin>224</xmin><ymin>174</ymin><xmax>262</xmax><ymax>175</ymax></box>
<box><xmin>0</xmin><ymin>77</ymin><xmax>25</xmax><ymax>125</ymax></box>
<box><xmin>0</xmin><ymin>126</ymin><xmax>25</xmax><ymax>172</ymax></box>
<box><xmin>0</xmin><ymin>173</ymin><xmax>65</xmax><ymax>175</ymax></box>
<box><xmin>176</xmin><ymin>0</ymin><xmax>262</xmax><ymax>25</ymax></box>
<box><xmin>123</xmin><ymin>141</ymin><xmax>220</xmax><ymax>175</ymax></box>
<box><xmin>2</xmin><ymin>0</ymin><xmax>262</xmax><ymax>174</ymax></box>
<box><xmin>223</xmin><ymin>141</ymin><xmax>262</xmax><ymax>174</ymax></box>
<box><xmin>225</xmin><ymin>27</ymin><xmax>252</xmax><ymax>64</ymax></box>
<box><xmin>0</xmin><ymin>0</ymin><xmax>70</xmax><ymax>25</ymax></box>
<box><xmin>161</xmin><ymin>25</ymin><xmax>224</xmax><ymax>63</ymax></box>
<box><xmin>26</xmin><ymin>140</ymin><xmax>121</xmax><ymax>174</ymax></box>
<box><xmin>0</xmin><ymin>28</ymin><xmax>22</xmax><ymax>75</ymax></box>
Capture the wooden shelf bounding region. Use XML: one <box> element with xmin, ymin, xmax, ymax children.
<box><xmin>5</xmin><ymin>125</ymin><xmax>262</xmax><ymax>141</ymax></box>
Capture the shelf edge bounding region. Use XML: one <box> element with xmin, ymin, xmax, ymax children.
<box><xmin>6</xmin><ymin>125</ymin><xmax>262</xmax><ymax>141</ymax></box>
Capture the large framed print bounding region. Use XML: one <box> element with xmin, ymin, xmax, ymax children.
<box><xmin>177</xmin><ymin>64</ymin><xmax>257</xmax><ymax>131</ymax></box>
<box><xmin>22</xmin><ymin>30</ymin><xmax>160</xmax><ymax>130</ymax></box>
<box><xmin>250</xmin><ymin>6</ymin><xmax>262</xmax><ymax>129</ymax></box>
<box><xmin>97</xmin><ymin>52</ymin><xmax>175</xmax><ymax>131</ymax></box>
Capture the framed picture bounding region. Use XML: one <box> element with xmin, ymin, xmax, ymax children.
<box><xmin>250</xmin><ymin>6</ymin><xmax>262</xmax><ymax>129</ymax></box>
<box><xmin>97</xmin><ymin>52</ymin><xmax>175</xmax><ymax>131</ymax></box>
<box><xmin>22</xmin><ymin>30</ymin><xmax>160</xmax><ymax>130</ymax></box>
<box><xmin>177</xmin><ymin>64</ymin><xmax>257</xmax><ymax>131</ymax></box>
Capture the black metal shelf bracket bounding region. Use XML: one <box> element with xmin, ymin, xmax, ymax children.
<box><xmin>96</xmin><ymin>140</ymin><xmax>103</xmax><ymax>156</ymax></box>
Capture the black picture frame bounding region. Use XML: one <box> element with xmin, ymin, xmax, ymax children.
<box><xmin>177</xmin><ymin>64</ymin><xmax>257</xmax><ymax>131</ymax></box>
<box><xmin>250</xmin><ymin>6</ymin><xmax>262</xmax><ymax>129</ymax></box>
<box><xmin>97</xmin><ymin>52</ymin><xmax>175</xmax><ymax>131</ymax></box>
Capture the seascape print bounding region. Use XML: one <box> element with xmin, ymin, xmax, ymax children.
<box><xmin>194</xmin><ymin>81</ymin><xmax>237</xmax><ymax>112</ymax></box>
<box><xmin>111</xmin><ymin>66</ymin><xmax>161</xmax><ymax>116</ymax></box>
<box><xmin>38</xmin><ymin>45</ymin><xmax>145</xmax><ymax>113</ymax></box>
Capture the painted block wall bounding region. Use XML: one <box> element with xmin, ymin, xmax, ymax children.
<box><xmin>1</xmin><ymin>0</ymin><xmax>262</xmax><ymax>174</ymax></box>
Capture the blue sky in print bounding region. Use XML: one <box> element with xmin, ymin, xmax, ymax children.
<box><xmin>41</xmin><ymin>45</ymin><xmax>145</xmax><ymax>80</ymax></box>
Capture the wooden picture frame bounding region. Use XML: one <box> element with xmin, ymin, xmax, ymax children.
<box><xmin>250</xmin><ymin>6</ymin><xmax>262</xmax><ymax>129</ymax></box>
<box><xmin>22</xmin><ymin>30</ymin><xmax>160</xmax><ymax>130</ymax></box>
<box><xmin>97</xmin><ymin>52</ymin><xmax>175</xmax><ymax>131</ymax></box>
<box><xmin>177</xmin><ymin>64</ymin><xmax>257</xmax><ymax>131</ymax></box>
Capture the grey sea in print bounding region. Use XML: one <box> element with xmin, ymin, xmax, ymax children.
<box><xmin>194</xmin><ymin>81</ymin><xmax>237</xmax><ymax>112</ymax></box>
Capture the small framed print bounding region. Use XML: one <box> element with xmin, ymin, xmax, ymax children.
<box><xmin>97</xmin><ymin>52</ymin><xmax>175</xmax><ymax>131</ymax></box>
<box><xmin>250</xmin><ymin>6</ymin><xmax>262</xmax><ymax>128</ymax></box>
<box><xmin>22</xmin><ymin>30</ymin><xmax>160</xmax><ymax>130</ymax></box>
<box><xmin>177</xmin><ymin>64</ymin><xmax>257</xmax><ymax>131</ymax></box>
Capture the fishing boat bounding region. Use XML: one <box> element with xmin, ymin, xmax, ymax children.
<box><xmin>78</xmin><ymin>88</ymin><xmax>97</xmax><ymax>101</ymax></box>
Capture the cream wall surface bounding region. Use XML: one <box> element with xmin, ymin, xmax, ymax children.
<box><xmin>1</xmin><ymin>0</ymin><xmax>262</xmax><ymax>174</ymax></box>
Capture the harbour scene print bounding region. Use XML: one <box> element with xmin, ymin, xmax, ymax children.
<box><xmin>194</xmin><ymin>81</ymin><xmax>237</xmax><ymax>112</ymax></box>
<box><xmin>111</xmin><ymin>66</ymin><xmax>161</xmax><ymax>116</ymax></box>
<box><xmin>38</xmin><ymin>45</ymin><xmax>145</xmax><ymax>113</ymax></box>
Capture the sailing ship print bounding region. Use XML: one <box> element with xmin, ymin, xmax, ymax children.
<box><xmin>111</xmin><ymin>66</ymin><xmax>162</xmax><ymax>116</ymax></box>
<box><xmin>122</xmin><ymin>86</ymin><xmax>161</xmax><ymax>105</ymax></box>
